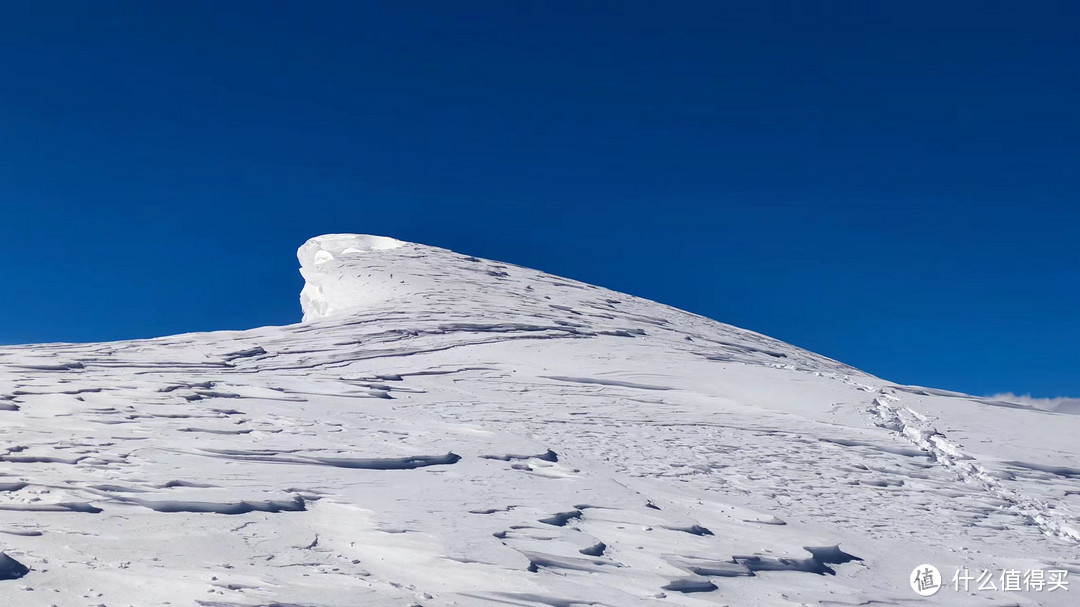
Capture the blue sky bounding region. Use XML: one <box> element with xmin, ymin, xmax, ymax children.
<box><xmin>1</xmin><ymin>2</ymin><xmax>1077</xmax><ymax>398</ymax></box>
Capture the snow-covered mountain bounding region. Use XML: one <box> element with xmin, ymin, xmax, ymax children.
<box><xmin>1</xmin><ymin>234</ymin><xmax>1077</xmax><ymax>606</ymax></box>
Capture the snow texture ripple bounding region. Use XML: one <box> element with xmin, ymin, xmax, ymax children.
<box><xmin>0</xmin><ymin>234</ymin><xmax>1077</xmax><ymax>606</ymax></box>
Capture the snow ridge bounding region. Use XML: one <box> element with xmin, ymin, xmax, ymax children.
<box><xmin>0</xmin><ymin>233</ymin><xmax>1077</xmax><ymax>606</ymax></box>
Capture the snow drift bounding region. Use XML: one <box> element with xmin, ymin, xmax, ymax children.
<box><xmin>298</xmin><ymin>234</ymin><xmax>410</xmax><ymax>322</ymax></box>
<box><xmin>0</xmin><ymin>233</ymin><xmax>1076</xmax><ymax>606</ymax></box>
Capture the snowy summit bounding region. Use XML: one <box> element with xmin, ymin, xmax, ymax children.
<box><xmin>298</xmin><ymin>234</ymin><xmax>409</xmax><ymax>322</ymax></box>
<box><xmin>0</xmin><ymin>234</ymin><xmax>1077</xmax><ymax>606</ymax></box>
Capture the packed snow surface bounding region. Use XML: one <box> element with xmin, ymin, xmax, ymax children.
<box><xmin>1</xmin><ymin>234</ymin><xmax>1078</xmax><ymax>606</ymax></box>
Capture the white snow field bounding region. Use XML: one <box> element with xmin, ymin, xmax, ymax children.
<box><xmin>1</xmin><ymin>234</ymin><xmax>1078</xmax><ymax>607</ymax></box>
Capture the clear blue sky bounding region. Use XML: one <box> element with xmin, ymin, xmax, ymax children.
<box><xmin>1</xmin><ymin>2</ymin><xmax>1077</xmax><ymax>398</ymax></box>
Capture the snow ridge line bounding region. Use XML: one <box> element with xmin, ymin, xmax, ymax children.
<box><xmin>868</xmin><ymin>391</ymin><xmax>1080</xmax><ymax>544</ymax></box>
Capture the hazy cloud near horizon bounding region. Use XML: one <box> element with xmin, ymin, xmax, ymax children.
<box><xmin>989</xmin><ymin>393</ymin><xmax>1080</xmax><ymax>414</ymax></box>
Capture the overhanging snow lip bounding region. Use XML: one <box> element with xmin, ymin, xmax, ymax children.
<box><xmin>297</xmin><ymin>233</ymin><xmax>407</xmax><ymax>268</ymax></box>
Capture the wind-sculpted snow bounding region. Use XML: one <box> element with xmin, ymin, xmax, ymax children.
<box><xmin>0</xmin><ymin>552</ymin><xmax>29</xmax><ymax>580</ymax></box>
<box><xmin>297</xmin><ymin>233</ymin><xmax>409</xmax><ymax>322</ymax></box>
<box><xmin>0</xmin><ymin>234</ymin><xmax>1078</xmax><ymax>606</ymax></box>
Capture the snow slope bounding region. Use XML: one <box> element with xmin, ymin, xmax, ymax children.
<box><xmin>0</xmin><ymin>234</ymin><xmax>1077</xmax><ymax>606</ymax></box>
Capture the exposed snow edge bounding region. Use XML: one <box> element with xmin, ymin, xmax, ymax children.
<box><xmin>298</xmin><ymin>234</ymin><xmax>409</xmax><ymax>322</ymax></box>
<box><xmin>297</xmin><ymin>234</ymin><xmax>406</xmax><ymax>268</ymax></box>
